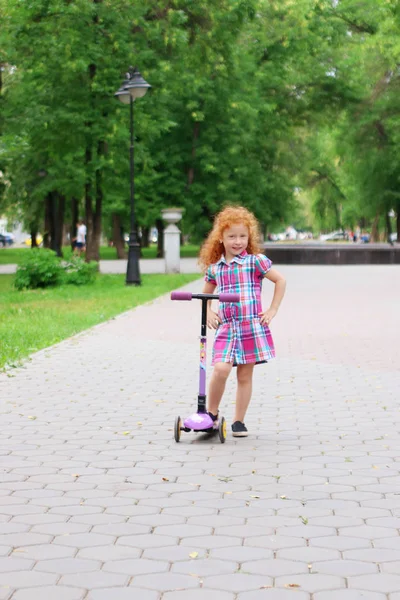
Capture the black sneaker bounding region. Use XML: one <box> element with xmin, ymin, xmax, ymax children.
<box><xmin>231</xmin><ymin>421</ymin><xmax>248</xmax><ymax>437</ymax></box>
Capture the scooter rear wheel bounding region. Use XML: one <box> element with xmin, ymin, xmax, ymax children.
<box><xmin>174</xmin><ymin>416</ymin><xmax>182</xmax><ymax>443</ymax></box>
<box><xmin>218</xmin><ymin>417</ymin><xmax>227</xmax><ymax>443</ymax></box>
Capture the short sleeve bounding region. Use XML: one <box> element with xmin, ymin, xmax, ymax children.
<box><xmin>254</xmin><ymin>253</ymin><xmax>272</xmax><ymax>278</ymax></box>
<box><xmin>204</xmin><ymin>264</ymin><xmax>217</xmax><ymax>285</ymax></box>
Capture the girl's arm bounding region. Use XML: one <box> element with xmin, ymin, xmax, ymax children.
<box><xmin>259</xmin><ymin>268</ymin><xmax>286</xmax><ymax>325</ymax></box>
<box><xmin>202</xmin><ymin>281</ymin><xmax>221</xmax><ymax>329</ymax></box>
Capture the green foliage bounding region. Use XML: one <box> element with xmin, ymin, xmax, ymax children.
<box><xmin>14</xmin><ymin>249</ymin><xmax>63</xmax><ymax>290</ymax></box>
<box><xmin>1</xmin><ymin>0</ymin><xmax>399</xmax><ymax>243</ymax></box>
<box><xmin>62</xmin><ymin>256</ymin><xmax>98</xmax><ymax>286</ymax></box>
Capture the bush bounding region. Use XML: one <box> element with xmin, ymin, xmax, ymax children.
<box><xmin>14</xmin><ymin>248</ymin><xmax>63</xmax><ymax>290</ymax></box>
<box><xmin>62</xmin><ymin>256</ymin><xmax>98</xmax><ymax>286</ymax></box>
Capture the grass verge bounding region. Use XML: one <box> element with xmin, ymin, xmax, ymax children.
<box><xmin>0</xmin><ymin>273</ymin><xmax>200</xmax><ymax>370</ymax></box>
<box><xmin>0</xmin><ymin>244</ymin><xmax>200</xmax><ymax>265</ymax></box>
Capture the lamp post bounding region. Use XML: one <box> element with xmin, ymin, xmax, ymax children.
<box><xmin>115</xmin><ymin>66</ymin><xmax>151</xmax><ymax>285</ymax></box>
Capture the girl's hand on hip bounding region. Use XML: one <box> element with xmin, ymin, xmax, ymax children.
<box><xmin>259</xmin><ymin>308</ymin><xmax>277</xmax><ymax>326</ymax></box>
<box><xmin>207</xmin><ymin>309</ymin><xmax>221</xmax><ymax>329</ymax></box>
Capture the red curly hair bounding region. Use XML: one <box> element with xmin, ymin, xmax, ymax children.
<box><xmin>198</xmin><ymin>205</ymin><xmax>262</xmax><ymax>271</ymax></box>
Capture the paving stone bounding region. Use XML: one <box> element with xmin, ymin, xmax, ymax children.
<box><xmin>202</xmin><ymin>573</ymin><xmax>272</xmax><ymax>592</ymax></box>
<box><xmin>53</xmin><ymin>533</ymin><xmax>116</xmax><ymax>547</ymax></box>
<box><xmin>116</xmin><ymin>534</ymin><xmax>177</xmax><ymax>549</ymax></box>
<box><xmin>0</xmin><ymin>571</ymin><xmax>58</xmax><ymax>588</ymax></box>
<box><xmin>34</xmin><ymin>557</ymin><xmax>101</xmax><ymax>574</ymax></box>
<box><xmin>2</xmin><ymin>267</ymin><xmax>400</xmax><ymax>598</ymax></box>
<box><xmin>237</xmin><ymin>590</ymin><xmax>310</xmax><ymax>600</ymax></box>
<box><xmin>275</xmin><ymin>573</ymin><xmax>346</xmax><ymax>592</ymax></box>
<box><xmin>142</xmin><ymin>546</ymin><xmax>207</xmax><ymax>562</ymax></box>
<box><xmin>310</xmin><ymin>537</ymin><xmax>372</xmax><ymax>551</ymax></box>
<box><xmin>129</xmin><ymin>573</ymin><xmax>200</xmax><ymax>591</ymax></box>
<box><xmin>172</xmin><ymin>558</ymin><xmax>238</xmax><ymax>576</ymax></box>
<box><xmin>0</xmin><ymin>533</ymin><xmax>52</xmax><ymax>547</ymax></box>
<box><xmin>277</xmin><ymin>547</ymin><xmax>340</xmax><ymax>562</ymax></box>
<box><xmin>344</xmin><ymin>549</ymin><xmax>400</xmax><ymax>563</ymax></box>
<box><xmin>163</xmin><ymin>591</ymin><xmax>234</xmax><ymax>600</ymax></box>
<box><xmin>11</xmin><ymin>587</ymin><xmax>86</xmax><ymax>600</ymax></box>
<box><xmin>59</xmin><ymin>572</ymin><xmax>128</xmax><ymax>588</ymax></box>
<box><xmin>180</xmin><ymin>536</ymin><xmax>243</xmax><ymax>549</ymax></box>
<box><xmin>0</xmin><ymin>557</ymin><xmax>34</xmax><ymax>572</ymax></box>
<box><xmin>86</xmin><ymin>590</ymin><xmax>159</xmax><ymax>600</ymax></box>
<box><xmin>313</xmin><ymin>590</ymin><xmax>386</xmax><ymax>599</ymax></box>
<box><xmin>92</xmin><ymin>523</ymin><xmax>150</xmax><ymax>537</ymax></box>
<box><xmin>153</xmin><ymin>524</ymin><xmax>213</xmax><ymax>537</ymax></box>
<box><xmin>245</xmin><ymin>536</ymin><xmax>306</xmax><ymax>550</ymax></box>
<box><xmin>103</xmin><ymin>558</ymin><xmax>169</xmax><ymax>575</ymax></box>
<box><xmin>312</xmin><ymin>560</ymin><xmax>378</xmax><ymax>576</ymax></box>
<box><xmin>77</xmin><ymin>545</ymin><xmax>142</xmax><ymax>561</ymax></box>
<box><xmin>241</xmin><ymin>558</ymin><xmax>308</xmax><ymax>576</ymax></box>
<box><xmin>210</xmin><ymin>547</ymin><xmax>273</xmax><ymax>562</ymax></box>
<box><xmin>348</xmin><ymin>574</ymin><xmax>400</xmax><ymax>593</ymax></box>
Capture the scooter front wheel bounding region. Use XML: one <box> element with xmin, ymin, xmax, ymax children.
<box><xmin>218</xmin><ymin>417</ymin><xmax>227</xmax><ymax>443</ymax></box>
<box><xmin>174</xmin><ymin>416</ymin><xmax>182</xmax><ymax>443</ymax></box>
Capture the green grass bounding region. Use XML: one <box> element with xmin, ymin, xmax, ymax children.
<box><xmin>0</xmin><ymin>244</ymin><xmax>200</xmax><ymax>265</ymax></box>
<box><xmin>0</xmin><ymin>272</ymin><xmax>200</xmax><ymax>370</ymax></box>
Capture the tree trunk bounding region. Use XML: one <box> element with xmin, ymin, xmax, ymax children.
<box><xmin>43</xmin><ymin>193</ymin><xmax>51</xmax><ymax>248</ymax></box>
<box><xmin>141</xmin><ymin>226</ymin><xmax>150</xmax><ymax>248</ymax></box>
<box><xmin>370</xmin><ymin>211</ymin><xmax>380</xmax><ymax>243</ymax></box>
<box><xmin>397</xmin><ymin>209</ymin><xmax>400</xmax><ymax>244</ymax></box>
<box><xmin>55</xmin><ymin>193</ymin><xmax>65</xmax><ymax>257</ymax></box>
<box><xmin>385</xmin><ymin>212</ymin><xmax>393</xmax><ymax>245</ymax></box>
<box><xmin>30</xmin><ymin>226</ymin><xmax>38</xmax><ymax>248</ymax></box>
<box><xmin>71</xmin><ymin>197</ymin><xmax>79</xmax><ymax>249</ymax></box>
<box><xmin>155</xmin><ymin>218</ymin><xmax>164</xmax><ymax>258</ymax></box>
<box><xmin>112</xmin><ymin>213</ymin><xmax>127</xmax><ymax>259</ymax></box>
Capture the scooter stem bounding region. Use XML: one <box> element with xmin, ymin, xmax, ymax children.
<box><xmin>198</xmin><ymin>299</ymin><xmax>208</xmax><ymax>413</ymax></box>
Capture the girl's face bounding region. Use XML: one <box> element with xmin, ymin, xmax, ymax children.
<box><xmin>222</xmin><ymin>223</ymin><xmax>249</xmax><ymax>260</ymax></box>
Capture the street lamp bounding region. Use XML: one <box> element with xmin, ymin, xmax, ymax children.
<box><xmin>115</xmin><ymin>66</ymin><xmax>151</xmax><ymax>285</ymax></box>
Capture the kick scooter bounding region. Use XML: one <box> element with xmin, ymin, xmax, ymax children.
<box><xmin>170</xmin><ymin>290</ymin><xmax>240</xmax><ymax>443</ymax></box>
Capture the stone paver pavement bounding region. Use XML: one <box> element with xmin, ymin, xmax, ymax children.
<box><xmin>1</xmin><ymin>265</ymin><xmax>400</xmax><ymax>599</ymax></box>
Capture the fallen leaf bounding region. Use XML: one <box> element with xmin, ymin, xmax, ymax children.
<box><xmin>72</xmin><ymin>474</ymin><xmax>80</xmax><ymax>478</ymax></box>
<box><xmin>28</xmin><ymin>416</ymin><xmax>37</xmax><ymax>420</ymax></box>
<box><xmin>285</xmin><ymin>583</ymin><xmax>301</xmax><ymax>588</ymax></box>
<box><xmin>137</xmin><ymin>422</ymin><xmax>143</xmax><ymax>426</ymax></box>
<box><xmin>250</xmin><ymin>495</ymin><xmax>260</xmax><ymax>499</ymax></box>
<box><xmin>162</xmin><ymin>477</ymin><xmax>169</xmax><ymax>482</ymax></box>
<box><xmin>260</xmin><ymin>585</ymin><xmax>272</xmax><ymax>589</ymax></box>
<box><xmin>189</xmin><ymin>552</ymin><xmax>198</xmax><ymax>559</ymax></box>
<box><xmin>122</xmin><ymin>431</ymin><xmax>130</xmax><ymax>435</ymax></box>
<box><xmin>224</xmin><ymin>491</ymin><xmax>232</xmax><ymax>494</ymax></box>
<box><xmin>280</xmin><ymin>495</ymin><xmax>287</xmax><ymax>499</ymax></box>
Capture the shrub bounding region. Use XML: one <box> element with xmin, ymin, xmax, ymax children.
<box><xmin>62</xmin><ymin>256</ymin><xmax>98</xmax><ymax>286</ymax></box>
<box><xmin>14</xmin><ymin>248</ymin><xmax>63</xmax><ymax>290</ymax></box>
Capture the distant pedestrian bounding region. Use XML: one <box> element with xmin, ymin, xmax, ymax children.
<box><xmin>73</xmin><ymin>220</ymin><xmax>87</xmax><ymax>256</ymax></box>
<box><xmin>198</xmin><ymin>205</ymin><xmax>286</xmax><ymax>437</ymax></box>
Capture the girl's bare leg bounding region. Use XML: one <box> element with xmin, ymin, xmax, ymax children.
<box><xmin>207</xmin><ymin>362</ymin><xmax>233</xmax><ymax>416</ymax></box>
<box><xmin>234</xmin><ymin>364</ymin><xmax>255</xmax><ymax>422</ymax></box>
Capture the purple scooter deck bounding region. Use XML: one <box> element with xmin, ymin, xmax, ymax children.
<box><xmin>184</xmin><ymin>412</ymin><xmax>216</xmax><ymax>431</ymax></box>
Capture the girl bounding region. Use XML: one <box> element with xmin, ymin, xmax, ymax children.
<box><xmin>199</xmin><ymin>206</ymin><xmax>286</xmax><ymax>437</ymax></box>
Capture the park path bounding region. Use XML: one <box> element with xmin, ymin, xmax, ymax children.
<box><xmin>1</xmin><ymin>265</ymin><xmax>400</xmax><ymax>599</ymax></box>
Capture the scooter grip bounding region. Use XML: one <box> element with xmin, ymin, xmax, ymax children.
<box><xmin>219</xmin><ymin>293</ymin><xmax>240</xmax><ymax>303</ymax></box>
<box><xmin>170</xmin><ymin>291</ymin><xmax>193</xmax><ymax>301</ymax></box>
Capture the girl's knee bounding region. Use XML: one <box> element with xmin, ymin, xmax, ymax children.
<box><xmin>237</xmin><ymin>364</ymin><xmax>254</xmax><ymax>384</ymax></box>
<box><xmin>213</xmin><ymin>363</ymin><xmax>232</xmax><ymax>382</ymax></box>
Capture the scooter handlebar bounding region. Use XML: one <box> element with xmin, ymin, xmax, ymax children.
<box><xmin>171</xmin><ymin>291</ymin><xmax>240</xmax><ymax>303</ymax></box>
<box><xmin>171</xmin><ymin>292</ymin><xmax>193</xmax><ymax>301</ymax></box>
<box><xmin>219</xmin><ymin>293</ymin><xmax>240</xmax><ymax>303</ymax></box>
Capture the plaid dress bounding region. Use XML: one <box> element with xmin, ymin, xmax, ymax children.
<box><xmin>205</xmin><ymin>251</ymin><xmax>275</xmax><ymax>366</ymax></box>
